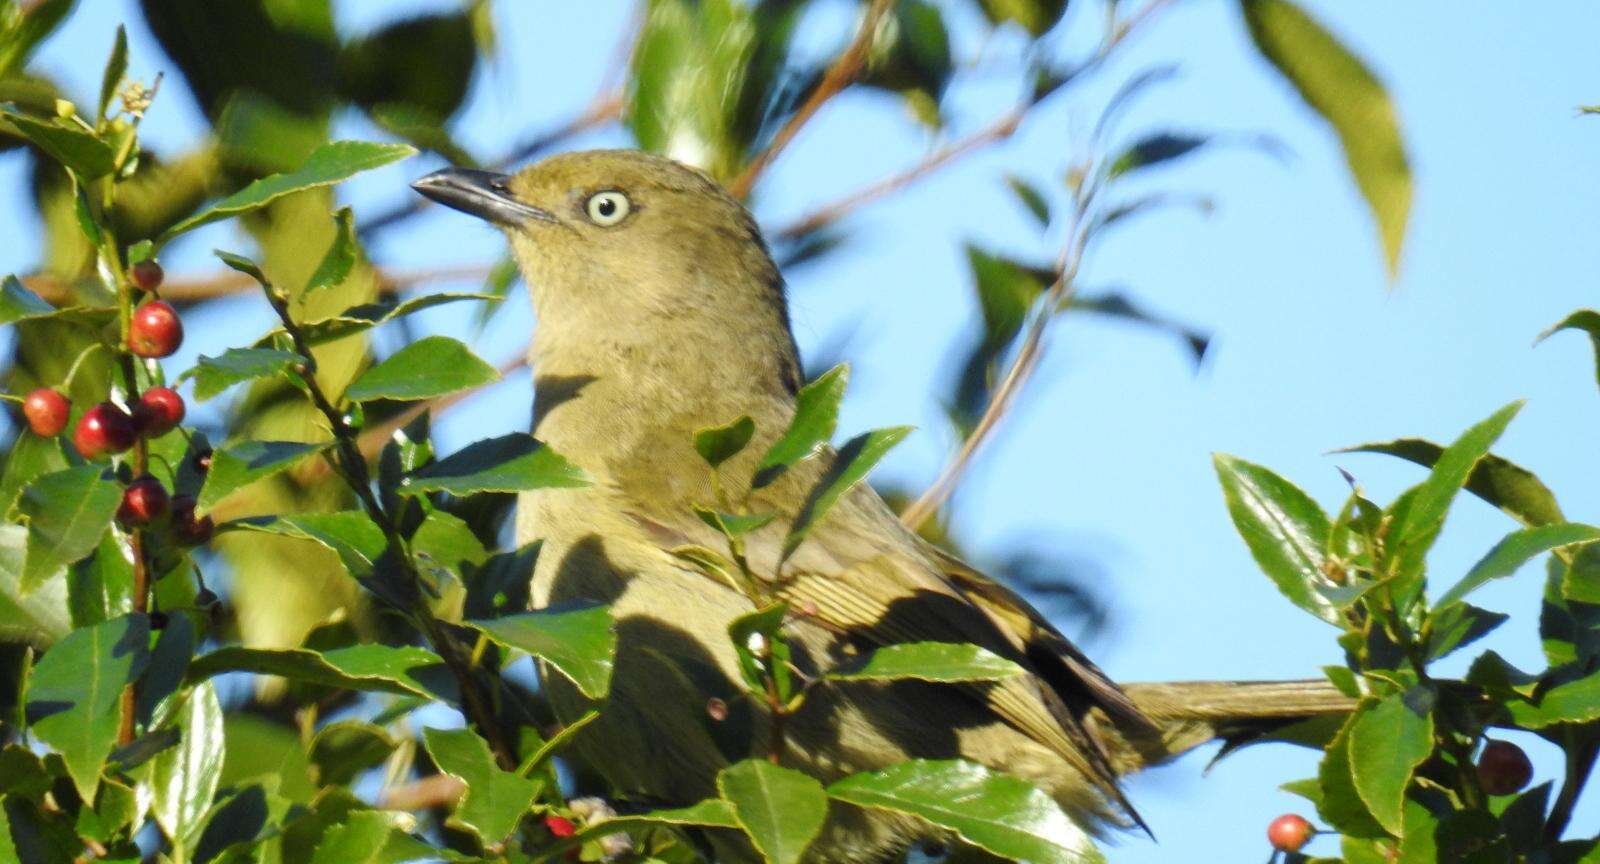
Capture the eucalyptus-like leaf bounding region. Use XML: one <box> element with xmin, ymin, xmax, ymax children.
<box><xmin>26</xmin><ymin>614</ymin><xmax>151</xmax><ymax>799</ymax></box>
<box><xmin>344</xmin><ymin>336</ymin><xmax>498</xmax><ymax>402</ymax></box>
<box><xmin>1212</xmin><ymin>454</ymin><xmax>1341</xmax><ymax>625</ymax></box>
<box><xmin>186</xmin><ymin>644</ymin><xmax>454</xmax><ymax>702</ymax></box>
<box><xmin>1347</xmin><ymin>688</ymin><xmax>1434</xmax><ymax>835</ymax></box>
<box><xmin>1239</xmin><ymin>0</ymin><xmax>1411</xmax><ymax>276</ymax></box>
<box><xmin>693</xmin><ymin>415</ymin><xmax>755</xmax><ymax>468</ymax></box>
<box><xmin>827</xmin><ymin>760</ymin><xmax>1100</xmax><ymax>864</ymax></box>
<box><xmin>781</xmin><ymin>426</ymin><xmax>912</xmax><ymax>563</ymax></box>
<box><xmin>1437</xmin><ymin>523</ymin><xmax>1600</xmax><ymax>608</ymax></box>
<box><xmin>826</xmin><ymin>642</ymin><xmax>1025</xmax><ymax>683</ymax></box>
<box><xmin>305</xmin><ymin>207</ymin><xmax>358</xmax><ymax>294</ymax></box>
<box><xmin>756</xmin><ymin>364</ymin><xmax>848</xmax><ymax>488</ymax></box>
<box><xmin>1339</xmin><ymin>437</ymin><xmax>1564</xmax><ymax>529</ymax></box>
<box><xmin>160</xmin><ymin>141</ymin><xmax>417</xmax><ymax>241</ymax></box>
<box><xmin>402</xmin><ymin>434</ymin><xmax>588</xmax><ymax>496</ymax></box>
<box><xmin>423</xmin><ymin>727</ymin><xmax>541</xmax><ymax>843</ymax></box>
<box><xmin>150</xmin><ymin>682</ymin><xmax>226</xmax><ymax>851</ymax></box>
<box><xmin>467</xmin><ymin>604</ymin><xmax>616</xmax><ymax>699</ymax></box>
<box><xmin>0</xmin><ymin>106</ymin><xmax>116</xmax><ymax>177</ymax></box>
<box><xmin>718</xmin><ymin>759</ymin><xmax>828</xmax><ymax>864</ymax></box>
<box><xmin>179</xmin><ymin>348</ymin><xmax>302</xmax><ymax>402</ymax></box>
<box><xmin>1537</xmin><ymin>309</ymin><xmax>1600</xmax><ymax>394</ymax></box>
<box><xmin>20</xmin><ymin>464</ymin><xmax>122</xmax><ymax>593</ymax></box>
<box><xmin>197</xmin><ymin>441</ymin><xmax>330</xmax><ymax>511</ymax></box>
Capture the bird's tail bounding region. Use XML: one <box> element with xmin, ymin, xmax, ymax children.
<box><xmin>1097</xmin><ymin>679</ymin><xmax>1355</xmax><ymax>775</ymax></box>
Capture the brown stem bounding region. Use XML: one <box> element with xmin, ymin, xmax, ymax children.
<box><xmin>728</xmin><ymin>0</ymin><xmax>894</xmax><ymax>199</ymax></box>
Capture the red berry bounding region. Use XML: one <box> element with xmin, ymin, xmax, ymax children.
<box><xmin>117</xmin><ymin>475</ymin><xmax>169</xmax><ymax>526</ymax></box>
<box><xmin>128</xmin><ymin>301</ymin><xmax>183</xmax><ymax>358</ymax></box>
<box><xmin>22</xmin><ymin>388</ymin><xmax>70</xmax><ymax>437</ymax></box>
<box><xmin>73</xmin><ymin>402</ymin><xmax>137</xmax><ymax>459</ymax></box>
<box><xmin>543</xmin><ymin>814</ymin><xmax>577</xmax><ymax>838</ymax></box>
<box><xmin>170</xmin><ymin>495</ymin><xmax>214</xmax><ymax>546</ymax></box>
<box><xmin>1267</xmin><ymin>814</ymin><xmax>1314</xmax><ymax>853</ymax></box>
<box><xmin>1477</xmin><ymin>740</ymin><xmax>1533</xmax><ymax>796</ymax></box>
<box><xmin>129</xmin><ymin>260</ymin><xmax>163</xmax><ymax>292</ymax></box>
<box><xmin>134</xmin><ymin>387</ymin><xmax>185</xmax><ymax>436</ymax></box>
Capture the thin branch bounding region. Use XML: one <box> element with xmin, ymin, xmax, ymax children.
<box><xmin>774</xmin><ymin>105</ymin><xmax>1027</xmax><ymax>241</ymax></box>
<box><xmin>728</xmin><ymin>0</ymin><xmax>894</xmax><ymax>199</ymax></box>
<box><xmin>21</xmin><ymin>264</ymin><xmax>493</xmax><ymax>306</ymax></box>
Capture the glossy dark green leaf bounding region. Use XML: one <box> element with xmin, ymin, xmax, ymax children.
<box><xmin>307</xmin><ymin>809</ymin><xmax>442</xmax><ymax>864</ymax></box>
<box><xmin>411</xmin><ymin>509</ymin><xmax>487</xmax><ymax>579</ymax></box>
<box><xmin>219</xmin><ymin>714</ymin><xmax>315</xmax><ymax>805</ymax></box>
<box><xmin>423</xmin><ymin>726</ymin><xmax>540</xmax><ymax>843</ymax></box>
<box><xmin>345</xmin><ymin>336</ymin><xmax>498</xmax><ymax>403</ymax></box>
<box><xmin>827</xmin><ymin>642</ymin><xmax>1025</xmax><ymax>683</ymax></box>
<box><xmin>97</xmin><ymin>26</ymin><xmax>128</xmax><ymax>122</ymax></box>
<box><xmin>305</xmin><ymin>207</ymin><xmax>357</xmax><ymax>294</ymax></box>
<box><xmin>1540</xmin><ymin>557</ymin><xmax>1600</xmax><ymax>667</ymax></box>
<box><xmin>1005</xmin><ymin>175</ymin><xmax>1050</xmax><ymax>226</ymax></box>
<box><xmin>179</xmin><ymin>348</ymin><xmax>302</xmax><ymax>402</ymax></box>
<box><xmin>309</xmin><ymin>721</ymin><xmax>395</xmax><ymax>787</ymax></box>
<box><xmin>0</xmin><ymin>106</ymin><xmax>116</xmax><ymax>177</ymax></box>
<box><xmin>1505</xmin><ymin>666</ymin><xmax>1600</xmax><ymax>729</ymax></box>
<box><xmin>1437</xmin><ymin>523</ymin><xmax>1600</xmax><ymax>607</ymax></box>
<box><xmin>161</xmin><ymin>141</ymin><xmax>416</xmax><ymax>241</ymax></box>
<box><xmin>1</xmin><ymin>795</ymin><xmax>79</xmax><ymax>864</ymax></box>
<box><xmin>1339</xmin><ymin>437</ymin><xmax>1564</xmax><ymax>529</ymax></box>
<box><xmin>1537</xmin><ymin>309</ymin><xmax>1600</xmax><ymax>394</ymax></box>
<box><xmin>1213</xmin><ymin>454</ymin><xmax>1342</xmax><ymax>626</ymax></box>
<box><xmin>20</xmin><ymin>464</ymin><xmax>121</xmax><ymax>593</ymax></box>
<box><xmin>827</xmin><ymin>759</ymin><xmax>1100</xmax><ymax>864</ymax></box>
<box><xmin>1390</xmin><ymin>400</ymin><xmax>1521</xmax><ymax>547</ymax></box>
<box><xmin>150</xmin><ymin>682</ymin><xmax>225</xmax><ymax>852</ymax></box>
<box><xmin>1315</xmin><ymin>713</ymin><xmax>1388</xmax><ymax>838</ymax></box>
<box><xmin>270</xmin><ymin>292</ymin><xmax>497</xmax><ymax>348</ymax></box>
<box><xmin>136</xmin><ymin>611</ymin><xmax>195</xmax><ymax>726</ymax></box>
<box><xmin>26</xmin><ymin>614</ymin><xmax>150</xmax><ymax>799</ymax></box>
<box><xmin>718</xmin><ymin>759</ymin><xmax>828</xmax><ymax>864</ymax></box>
<box><xmin>756</xmin><ymin>364</ymin><xmax>847</xmax><ymax>487</ymax></box>
<box><xmin>694</xmin><ymin>415</ymin><xmax>755</xmax><ymax>469</ymax></box>
<box><xmin>729</xmin><ymin>602</ymin><xmax>791</xmax><ymax>698</ymax></box>
<box><xmin>67</xmin><ymin>529</ymin><xmax>135</xmax><ymax>629</ymax></box>
<box><xmin>186</xmin><ymin>644</ymin><xmax>452</xmax><ymax>702</ymax></box>
<box><xmin>782</xmin><ymin>426</ymin><xmax>913</xmax><ymax>563</ymax></box>
<box><xmin>198</xmin><ymin>441</ymin><xmax>330</xmax><ymax>511</ymax></box>
<box><xmin>402</xmin><ymin>434</ymin><xmax>588</xmax><ymax>496</ymax></box>
<box><xmin>464</xmin><ymin>542</ymin><xmax>538</xmax><ymax>620</ymax></box>
<box><xmin>225</xmin><ymin>512</ymin><xmax>388</xmax><ymax>586</ymax></box>
<box><xmin>0</xmin><ymin>524</ymin><xmax>68</xmax><ymax>647</ymax></box>
<box><xmin>1424</xmin><ymin>602</ymin><xmax>1507</xmax><ymax>662</ymax></box>
<box><xmin>337</xmin><ymin>12</ymin><xmax>477</xmax><ymax>123</ymax></box>
<box><xmin>1239</xmin><ymin>0</ymin><xmax>1411</xmax><ymax>276</ymax></box>
<box><xmin>0</xmin><ymin>274</ymin><xmax>57</xmax><ymax>324</ymax></box>
<box><xmin>467</xmin><ymin>604</ymin><xmax>615</xmax><ymax>699</ymax></box>
<box><xmin>975</xmin><ymin>0</ymin><xmax>1068</xmax><ymax>36</ymax></box>
<box><xmin>1347</xmin><ymin>688</ymin><xmax>1434</xmax><ymax>835</ymax></box>
<box><xmin>0</xmin><ymin>430</ymin><xmax>67</xmax><ymax>520</ymax></box>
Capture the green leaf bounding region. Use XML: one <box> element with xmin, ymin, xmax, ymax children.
<box><xmin>1424</xmin><ymin>602</ymin><xmax>1507</xmax><ymax>661</ymax></box>
<box><xmin>213</xmin><ymin>249</ymin><xmax>266</xmax><ymax>283</ymax></box>
<box><xmin>1437</xmin><ymin>523</ymin><xmax>1600</xmax><ymax>607</ymax></box>
<box><xmin>1391</xmin><ymin>401</ymin><xmax>1522</xmax><ymax>552</ymax></box>
<box><xmin>693</xmin><ymin>415</ymin><xmax>755</xmax><ymax>468</ymax></box>
<box><xmin>160</xmin><ymin>141</ymin><xmax>417</xmax><ymax>241</ymax></box>
<box><xmin>0</xmin><ymin>0</ymin><xmax>74</xmax><ymax>78</ymax></box>
<box><xmin>337</xmin><ymin>11</ymin><xmax>478</xmax><ymax>123</ymax></box>
<box><xmin>467</xmin><ymin>604</ymin><xmax>615</xmax><ymax>699</ymax></box>
<box><xmin>718</xmin><ymin>759</ymin><xmax>828</xmax><ymax>864</ymax></box>
<box><xmin>1213</xmin><ymin>454</ymin><xmax>1342</xmax><ymax>626</ymax></box>
<box><xmin>827</xmin><ymin>759</ymin><xmax>1100</xmax><ymax>864</ymax></box>
<box><xmin>782</xmin><ymin>426</ymin><xmax>912</xmax><ymax>563</ymax></box>
<box><xmin>1108</xmin><ymin>132</ymin><xmax>1209</xmax><ymax>178</ymax></box>
<box><xmin>97</xmin><ymin>26</ymin><xmax>128</xmax><ymax>122</ymax></box>
<box><xmin>422</xmin><ymin>727</ymin><xmax>540</xmax><ymax>844</ymax></box>
<box><xmin>464</xmin><ymin>543</ymin><xmax>538</xmax><ymax>620</ymax></box>
<box><xmin>344</xmin><ymin>336</ymin><xmax>498</xmax><ymax>402</ymax></box>
<box><xmin>26</xmin><ymin>614</ymin><xmax>151</xmax><ymax>799</ymax></box>
<box><xmin>729</xmin><ymin>603</ymin><xmax>792</xmax><ymax>698</ymax></box>
<box><xmin>975</xmin><ymin>0</ymin><xmax>1067</xmax><ymax>36</ymax></box>
<box><xmin>756</xmin><ymin>364</ymin><xmax>848</xmax><ymax>487</ymax></box>
<box><xmin>402</xmin><ymin>434</ymin><xmax>588</xmax><ymax>496</ymax></box>
<box><xmin>186</xmin><ymin>644</ymin><xmax>453</xmax><ymax>702</ymax></box>
<box><xmin>1239</xmin><ymin>0</ymin><xmax>1411</xmax><ymax>276</ymax></box>
<box><xmin>1315</xmin><ymin>713</ymin><xmax>1388</xmax><ymax>838</ymax></box>
<box><xmin>0</xmin><ymin>524</ymin><xmax>68</xmax><ymax>647</ymax></box>
<box><xmin>179</xmin><ymin>348</ymin><xmax>303</xmax><ymax>402</ymax></box>
<box><xmin>1069</xmin><ymin>293</ymin><xmax>1211</xmax><ymax>366</ymax></box>
<box><xmin>0</xmin><ymin>274</ymin><xmax>57</xmax><ymax>324</ymax></box>
<box><xmin>269</xmin><ymin>292</ymin><xmax>498</xmax><ymax>348</ymax></box>
<box><xmin>538</xmin><ymin>799</ymin><xmax>741</xmax><ymax>861</ymax></box>
<box><xmin>694</xmin><ymin>506</ymin><xmax>776</xmax><ymax>538</ymax></box>
<box><xmin>1541</xmin><ymin>557</ymin><xmax>1600</xmax><ymax>667</ymax></box>
<box><xmin>1507</xmin><ymin>667</ymin><xmax>1600</xmax><ymax>728</ymax></box>
<box><xmin>225</xmin><ymin>512</ymin><xmax>388</xmax><ymax>585</ymax></box>
<box><xmin>1348</xmin><ymin>688</ymin><xmax>1434</xmax><ymax>835</ymax></box>
<box><xmin>1538</xmin><ymin>309</ymin><xmax>1600</xmax><ymax>394</ymax></box>
<box><xmin>20</xmin><ymin>464</ymin><xmax>122</xmax><ymax>593</ymax></box>
<box><xmin>150</xmin><ymin>682</ymin><xmax>226</xmax><ymax>851</ymax></box>
<box><xmin>0</xmin><ymin>430</ymin><xmax>67</xmax><ymax>521</ymax></box>
<box><xmin>197</xmin><ymin>441</ymin><xmax>330</xmax><ymax>511</ymax></box>
<box><xmin>1339</xmin><ymin>437</ymin><xmax>1564</xmax><ymax>528</ymax></box>
<box><xmin>952</xmin><ymin>247</ymin><xmax>1045</xmax><ymax>428</ymax></box>
<box><xmin>305</xmin><ymin>207</ymin><xmax>358</xmax><ymax>294</ymax></box>
<box><xmin>1005</xmin><ymin>175</ymin><xmax>1050</xmax><ymax>226</ymax></box>
<box><xmin>309</xmin><ymin>720</ymin><xmax>395</xmax><ymax>787</ymax></box>
<box><xmin>0</xmin><ymin>106</ymin><xmax>116</xmax><ymax>177</ymax></box>
<box><xmin>827</xmin><ymin>642</ymin><xmax>1026</xmax><ymax>683</ymax></box>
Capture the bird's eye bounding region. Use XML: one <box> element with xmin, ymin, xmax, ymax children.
<box><xmin>585</xmin><ymin>191</ymin><xmax>631</xmax><ymax>227</ymax></box>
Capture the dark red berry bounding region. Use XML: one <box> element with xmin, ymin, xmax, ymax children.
<box><xmin>543</xmin><ymin>814</ymin><xmax>577</xmax><ymax>838</ymax></box>
<box><xmin>117</xmin><ymin>475</ymin><xmax>169</xmax><ymax>526</ymax></box>
<box><xmin>1267</xmin><ymin>814</ymin><xmax>1314</xmax><ymax>853</ymax></box>
<box><xmin>134</xmin><ymin>386</ymin><xmax>185</xmax><ymax>437</ymax></box>
<box><xmin>1477</xmin><ymin>740</ymin><xmax>1533</xmax><ymax>796</ymax></box>
<box><xmin>22</xmin><ymin>388</ymin><xmax>70</xmax><ymax>437</ymax></box>
<box><xmin>170</xmin><ymin>495</ymin><xmax>214</xmax><ymax>546</ymax></box>
<box><xmin>128</xmin><ymin>301</ymin><xmax>182</xmax><ymax>358</ymax></box>
<box><xmin>129</xmin><ymin>260</ymin><xmax>163</xmax><ymax>292</ymax></box>
<box><xmin>73</xmin><ymin>402</ymin><xmax>137</xmax><ymax>459</ymax></box>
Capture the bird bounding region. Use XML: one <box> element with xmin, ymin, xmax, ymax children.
<box><xmin>412</xmin><ymin>150</ymin><xmax>1351</xmax><ymax>862</ymax></box>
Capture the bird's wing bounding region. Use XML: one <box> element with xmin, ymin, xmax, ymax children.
<box><xmin>627</xmin><ymin>480</ymin><xmax>1150</xmax><ymax>829</ymax></box>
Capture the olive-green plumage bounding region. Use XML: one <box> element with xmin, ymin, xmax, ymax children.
<box><xmin>414</xmin><ymin>150</ymin><xmax>1351</xmax><ymax>863</ymax></box>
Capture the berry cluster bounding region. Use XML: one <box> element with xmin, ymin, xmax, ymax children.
<box><xmin>18</xmin><ymin>262</ymin><xmax>210</xmax><ymax>545</ymax></box>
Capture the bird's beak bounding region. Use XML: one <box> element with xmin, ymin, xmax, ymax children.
<box><xmin>411</xmin><ymin>167</ymin><xmax>557</xmax><ymax>228</ymax></box>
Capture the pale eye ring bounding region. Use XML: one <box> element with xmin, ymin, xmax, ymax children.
<box><xmin>585</xmin><ymin>190</ymin><xmax>631</xmax><ymax>226</ymax></box>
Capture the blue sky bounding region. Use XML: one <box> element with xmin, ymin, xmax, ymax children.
<box><xmin>3</xmin><ymin>0</ymin><xmax>1598</xmax><ymax>859</ymax></box>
